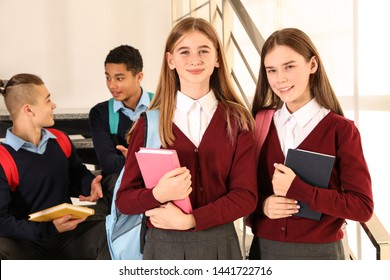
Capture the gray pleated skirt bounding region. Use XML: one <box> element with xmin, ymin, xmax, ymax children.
<box><xmin>249</xmin><ymin>237</ymin><xmax>345</xmax><ymax>260</ymax></box>
<box><xmin>143</xmin><ymin>223</ymin><xmax>242</xmax><ymax>260</ymax></box>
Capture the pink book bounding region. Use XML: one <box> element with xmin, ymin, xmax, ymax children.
<box><xmin>135</xmin><ymin>147</ymin><xmax>193</xmax><ymax>214</ymax></box>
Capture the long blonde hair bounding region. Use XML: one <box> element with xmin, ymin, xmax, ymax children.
<box><xmin>130</xmin><ymin>17</ymin><xmax>254</xmax><ymax>147</ymax></box>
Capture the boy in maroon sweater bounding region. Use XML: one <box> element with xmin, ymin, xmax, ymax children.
<box><xmin>0</xmin><ymin>74</ymin><xmax>110</xmax><ymax>259</ymax></box>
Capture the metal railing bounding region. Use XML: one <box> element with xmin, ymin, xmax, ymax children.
<box><xmin>360</xmin><ymin>214</ymin><xmax>390</xmax><ymax>260</ymax></box>
<box><xmin>171</xmin><ymin>0</ymin><xmax>390</xmax><ymax>260</ymax></box>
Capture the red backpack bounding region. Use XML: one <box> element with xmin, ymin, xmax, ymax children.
<box><xmin>0</xmin><ymin>128</ymin><xmax>72</xmax><ymax>192</ymax></box>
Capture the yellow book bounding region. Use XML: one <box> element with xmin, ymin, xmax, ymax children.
<box><xmin>28</xmin><ymin>203</ymin><xmax>95</xmax><ymax>222</ymax></box>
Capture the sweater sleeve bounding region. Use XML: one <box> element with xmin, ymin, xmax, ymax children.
<box><xmin>287</xmin><ymin>119</ymin><xmax>373</xmax><ymax>222</ymax></box>
<box><xmin>89</xmin><ymin>102</ymin><xmax>125</xmax><ymax>175</ymax></box>
<box><xmin>67</xmin><ymin>137</ymin><xmax>95</xmax><ymax>196</ymax></box>
<box><xmin>0</xmin><ymin>169</ymin><xmax>60</xmax><ymax>241</ymax></box>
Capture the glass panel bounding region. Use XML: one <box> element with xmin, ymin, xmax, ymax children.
<box><xmin>243</xmin><ymin>0</ymin><xmax>354</xmax><ymax>97</ymax></box>
<box><xmin>359</xmin><ymin>111</ymin><xmax>390</xmax><ymax>233</ymax></box>
<box><xmin>174</xmin><ymin>0</ymin><xmax>190</xmax><ymax>19</ymax></box>
<box><xmin>358</xmin><ymin>1</ymin><xmax>390</xmax><ymax>96</ymax></box>
<box><xmin>194</xmin><ymin>4</ymin><xmax>210</xmax><ymax>20</ymax></box>
<box><xmin>232</xmin><ymin>12</ymin><xmax>261</xmax><ymax>103</ymax></box>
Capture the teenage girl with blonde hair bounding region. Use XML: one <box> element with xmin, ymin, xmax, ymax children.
<box><xmin>116</xmin><ymin>17</ymin><xmax>257</xmax><ymax>260</ymax></box>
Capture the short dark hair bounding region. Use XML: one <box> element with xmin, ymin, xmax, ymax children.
<box><xmin>104</xmin><ymin>45</ymin><xmax>143</xmax><ymax>76</ymax></box>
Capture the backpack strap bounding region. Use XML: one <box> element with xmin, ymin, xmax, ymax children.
<box><xmin>147</xmin><ymin>92</ymin><xmax>154</xmax><ymax>101</ymax></box>
<box><xmin>139</xmin><ymin>109</ymin><xmax>161</xmax><ymax>253</ymax></box>
<box><xmin>0</xmin><ymin>144</ymin><xmax>19</xmax><ymax>192</ymax></box>
<box><xmin>105</xmin><ymin>109</ymin><xmax>161</xmax><ymax>259</ymax></box>
<box><xmin>108</xmin><ymin>98</ymin><xmax>119</xmax><ymax>135</ymax></box>
<box><xmin>108</xmin><ymin>93</ymin><xmax>154</xmax><ymax>137</ymax></box>
<box><xmin>47</xmin><ymin>128</ymin><xmax>72</xmax><ymax>158</ymax></box>
<box><xmin>255</xmin><ymin>109</ymin><xmax>276</xmax><ymax>160</ymax></box>
<box><xmin>144</xmin><ymin>110</ymin><xmax>161</xmax><ymax>148</ymax></box>
<box><xmin>242</xmin><ymin>109</ymin><xmax>275</xmax><ymax>259</ymax></box>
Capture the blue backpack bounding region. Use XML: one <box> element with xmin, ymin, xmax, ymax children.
<box><xmin>105</xmin><ymin>109</ymin><xmax>160</xmax><ymax>260</ymax></box>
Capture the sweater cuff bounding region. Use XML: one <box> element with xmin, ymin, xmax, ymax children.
<box><xmin>41</xmin><ymin>222</ymin><xmax>60</xmax><ymax>240</ymax></box>
<box><xmin>140</xmin><ymin>188</ymin><xmax>162</xmax><ymax>210</ymax></box>
<box><xmin>286</xmin><ymin>176</ymin><xmax>315</xmax><ymax>204</ymax></box>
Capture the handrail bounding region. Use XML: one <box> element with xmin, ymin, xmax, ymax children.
<box><xmin>230</xmin><ymin>33</ymin><xmax>257</xmax><ymax>85</ymax></box>
<box><xmin>360</xmin><ymin>214</ymin><xmax>390</xmax><ymax>260</ymax></box>
<box><xmin>231</xmin><ymin>70</ymin><xmax>251</xmax><ymax>108</ymax></box>
<box><xmin>228</xmin><ymin>0</ymin><xmax>265</xmax><ymax>55</ymax></box>
<box><xmin>171</xmin><ymin>0</ymin><xmax>210</xmax><ymax>24</ymax></box>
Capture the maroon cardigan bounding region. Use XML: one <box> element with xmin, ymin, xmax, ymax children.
<box><xmin>251</xmin><ymin>112</ymin><xmax>373</xmax><ymax>243</ymax></box>
<box><xmin>116</xmin><ymin>104</ymin><xmax>258</xmax><ymax>231</ymax></box>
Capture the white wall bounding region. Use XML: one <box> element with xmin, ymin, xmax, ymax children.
<box><xmin>0</xmin><ymin>0</ymin><xmax>172</xmax><ymax>111</ymax></box>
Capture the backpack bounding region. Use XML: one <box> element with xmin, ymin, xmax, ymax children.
<box><xmin>108</xmin><ymin>92</ymin><xmax>154</xmax><ymax>135</ymax></box>
<box><xmin>105</xmin><ymin>109</ymin><xmax>161</xmax><ymax>260</ymax></box>
<box><xmin>0</xmin><ymin>128</ymin><xmax>72</xmax><ymax>192</ymax></box>
<box><xmin>241</xmin><ymin>109</ymin><xmax>275</xmax><ymax>258</ymax></box>
<box><xmin>254</xmin><ymin>109</ymin><xmax>276</xmax><ymax>160</ymax></box>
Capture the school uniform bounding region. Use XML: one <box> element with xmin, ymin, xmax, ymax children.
<box><xmin>116</xmin><ymin>91</ymin><xmax>258</xmax><ymax>259</ymax></box>
<box><xmin>88</xmin><ymin>88</ymin><xmax>151</xmax><ymax>176</ymax></box>
<box><xmin>249</xmin><ymin>99</ymin><xmax>373</xmax><ymax>260</ymax></box>
<box><xmin>0</xmin><ymin>128</ymin><xmax>110</xmax><ymax>259</ymax></box>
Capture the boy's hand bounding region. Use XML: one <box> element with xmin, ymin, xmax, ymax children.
<box><xmin>79</xmin><ymin>175</ymin><xmax>103</xmax><ymax>202</ymax></box>
<box><xmin>116</xmin><ymin>145</ymin><xmax>128</xmax><ymax>158</ymax></box>
<box><xmin>52</xmin><ymin>215</ymin><xmax>86</xmax><ymax>233</ymax></box>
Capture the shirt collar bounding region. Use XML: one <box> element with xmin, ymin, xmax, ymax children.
<box><xmin>278</xmin><ymin>98</ymin><xmax>322</xmax><ymax>128</ymax></box>
<box><xmin>112</xmin><ymin>87</ymin><xmax>151</xmax><ymax>113</ymax></box>
<box><xmin>3</xmin><ymin>128</ymin><xmax>55</xmax><ymax>151</ymax></box>
<box><xmin>175</xmin><ymin>90</ymin><xmax>218</xmax><ymax>115</ymax></box>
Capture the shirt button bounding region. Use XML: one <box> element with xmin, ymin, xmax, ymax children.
<box><xmin>194</xmin><ymin>148</ymin><xmax>198</xmax><ymax>153</ymax></box>
<box><xmin>281</xmin><ymin>227</ymin><xmax>286</xmax><ymax>231</ymax></box>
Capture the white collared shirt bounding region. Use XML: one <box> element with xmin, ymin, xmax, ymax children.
<box><xmin>273</xmin><ymin>98</ymin><xmax>330</xmax><ymax>157</ymax></box>
<box><xmin>174</xmin><ymin>90</ymin><xmax>218</xmax><ymax>147</ymax></box>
